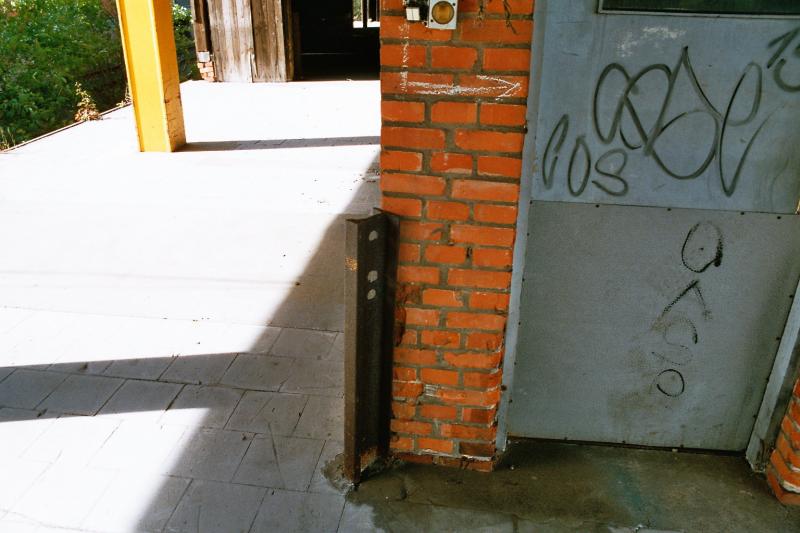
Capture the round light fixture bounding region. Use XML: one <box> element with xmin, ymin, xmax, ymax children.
<box><xmin>430</xmin><ymin>1</ymin><xmax>455</xmax><ymax>25</ymax></box>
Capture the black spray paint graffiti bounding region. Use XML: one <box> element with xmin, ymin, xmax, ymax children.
<box><xmin>542</xmin><ymin>26</ymin><xmax>800</xmax><ymax>198</ymax></box>
<box><xmin>646</xmin><ymin>222</ymin><xmax>724</xmax><ymax>398</ymax></box>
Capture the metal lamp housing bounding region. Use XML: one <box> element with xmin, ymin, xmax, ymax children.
<box><xmin>427</xmin><ymin>0</ymin><xmax>458</xmax><ymax>30</ymax></box>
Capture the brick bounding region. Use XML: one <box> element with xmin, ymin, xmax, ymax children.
<box><xmin>399</xmin><ymin>243</ymin><xmax>421</xmax><ymax>262</ymax></box>
<box><xmin>446</xmin><ymin>311</ymin><xmax>506</xmax><ymax>331</ymax></box>
<box><xmin>777</xmin><ymin>433</ymin><xmax>800</xmax><ymax>470</ymax></box>
<box><xmin>421</xmin><ymin>368</ymin><xmax>460</xmax><ymax>386</ymax></box>
<box><xmin>472</xmin><ymin>247</ymin><xmax>514</xmax><ymax>268</ymax></box>
<box><xmin>432</xmin><ymin>102</ymin><xmax>478</xmax><ymax>124</ymax></box>
<box><xmin>391</xmin><ymin>435</ymin><xmax>415</xmax><ymax>452</ymax></box>
<box><xmin>771</xmin><ymin>449</ymin><xmax>800</xmax><ymax>487</ymax></box>
<box><xmin>398</xmin><ymin>452</ymin><xmax>435</xmax><ymax>464</ymax></box>
<box><xmin>451</xmin><ymin>224</ymin><xmax>515</xmax><ymax>247</ymax></box>
<box><xmin>399</xmin><ymin>329</ymin><xmax>419</xmax><ymax>346</ymax></box>
<box><xmin>466</xmin><ymin>332</ymin><xmax>504</xmax><ymax>351</ymax></box>
<box><xmin>440</xmin><ymin>424</ymin><xmax>496</xmax><ymax>441</ymax></box>
<box><xmin>483</xmin><ymin>48</ymin><xmax>532</xmax><ymax>71</ymax></box>
<box><xmin>464</xmin><ymin>372</ymin><xmax>502</xmax><ymax>390</ymax></box>
<box><xmin>462</xmin><ymin>407</ymin><xmax>498</xmax><ymax>424</ymax></box>
<box><xmin>436</xmin><ymin>455</ymin><xmax>494</xmax><ymax>471</ymax></box>
<box><xmin>383</xmin><ymin>0</ymin><xmax>406</xmax><ymax>11</ymax></box>
<box><xmin>393</xmin><ymin>381</ymin><xmax>424</xmax><ymax>399</ymax></box>
<box><xmin>393</xmin><ymin>401</ymin><xmax>417</xmax><ymax>419</ymax></box>
<box><xmin>383</xmin><ymin>127</ymin><xmax>446</xmax><ymax>150</ymax></box>
<box><xmin>459</xmin><ymin>0</ymin><xmax>534</xmax><ymax>15</ymax></box>
<box><xmin>444</xmin><ymin>351</ymin><xmax>503</xmax><ymax>369</ymax></box>
<box><xmin>395</xmin><ymin>347</ymin><xmax>438</xmax><ymax>365</ymax></box>
<box><xmin>421</xmin><ymin>329</ymin><xmax>461</xmax><ymax>348</ymax></box>
<box><xmin>382</xmin><ymin>150</ymin><xmax>423</xmax><ymax>172</ymax></box>
<box><xmin>391</xmin><ymin>419</ymin><xmax>433</xmax><ymax>435</ymax></box>
<box><xmin>418</xmin><ymin>437</ymin><xmax>455</xmax><ymax>454</ymax></box>
<box><xmin>783</xmin><ymin>417</ymin><xmax>800</xmax><ymax>449</ymax></box>
<box><xmin>474</xmin><ymin>204</ymin><xmax>518</xmax><ymax>224</ymax></box>
<box><xmin>398</xmin><ymin>265</ymin><xmax>440</xmax><ymax>284</ymax></box>
<box><xmin>480</xmin><ymin>103</ymin><xmax>527</xmax><ymax>126</ymax></box>
<box><xmin>477</xmin><ymin>156</ymin><xmax>523</xmax><ymax>178</ymax></box>
<box><xmin>768</xmin><ymin>466</ymin><xmax>800</xmax><ymax>505</ymax></box>
<box><xmin>381</xmin><ymin>43</ymin><xmax>427</xmax><ymax>68</ymax></box>
<box><xmin>430</xmin><ymin>152</ymin><xmax>473</xmax><ymax>174</ymax></box>
<box><xmin>791</xmin><ymin>399</ymin><xmax>800</xmax><ymax>426</ymax></box>
<box><xmin>394</xmin><ymin>366</ymin><xmax>418</xmax><ymax>381</ymax></box>
<box><xmin>470</xmin><ymin>291</ymin><xmax>511</xmax><ymax>311</ymax></box>
<box><xmin>458</xmin><ymin>74</ymin><xmax>528</xmax><ymax>98</ymax></box>
<box><xmin>422</xmin><ymin>288</ymin><xmax>464</xmax><ymax>308</ymax></box>
<box><xmin>435</xmin><ymin>387</ymin><xmax>501</xmax><ymax>407</ymax></box>
<box><xmin>455</xmin><ymin>130</ymin><xmax>525</xmax><ymax>153</ymax></box>
<box><xmin>382</xmin><ymin>101</ymin><xmax>425</xmax><ymax>123</ymax></box>
<box><xmin>383</xmin><ymin>196</ymin><xmax>422</xmax><ymax>217</ymax></box>
<box><xmin>420</xmin><ymin>404</ymin><xmax>458</xmax><ymax>420</ymax></box>
<box><xmin>459</xmin><ymin>441</ymin><xmax>496</xmax><ymax>458</ymax></box>
<box><xmin>458</xmin><ymin>19</ymin><xmax>533</xmax><ymax>44</ymax></box>
<box><xmin>381</xmin><ymin>16</ymin><xmax>454</xmax><ymax>41</ymax></box>
<box><xmin>405</xmin><ymin>307</ymin><xmax>441</xmax><ymax>326</ymax></box>
<box><xmin>452</xmin><ymin>180</ymin><xmax>519</xmax><ymax>202</ymax></box>
<box><xmin>400</xmin><ymin>220</ymin><xmax>446</xmax><ymax>241</ymax></box>
<box><xmin>425</xmin><ymin>245</ymin><xmax>468</xmax><ymax>264</ymax></box>
<box><xmin>449</xmin><ymin>269</ymin><xmax>511</xmax><ymax>289</ymax></box>
<box><xmin>431</xmin><ymin>46</ymin><xmax>479</xmax><ymax>69</ymax></box>
<box><xmin>382</xmin><ymin>173</ymin><xmax>446</xmax><ymax>195</ymax></box>
<box><xmin>382</xmin><ymin>72</ymin><xmax>456</xmax><ymax>95</ymax></box>
<box><xmin>427</xmin><ymin>201</ymin><xmax>470</xmax><ymax>221</ymax></box>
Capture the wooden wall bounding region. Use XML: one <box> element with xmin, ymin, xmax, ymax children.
<box><xmin>198</xmin><ymin>0</ymin><xmax>293</xmax><ymax>82</ymax></box>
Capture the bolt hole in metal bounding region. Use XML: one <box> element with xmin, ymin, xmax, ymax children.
<box><xmin>367</xmin><ymin>270</ymin><xmax>378</xmax><ymax>283</ymax></box>
<box><xmin>367</xmin><ymin>289</ymin><xmax>377</xmax><ymax>300</ymax></box>
<box><xmin>368</xmin><ymin>230</ymin><xmax>379</xmax><ymax>241</ymax></box>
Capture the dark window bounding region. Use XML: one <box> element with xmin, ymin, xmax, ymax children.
<box><xmin>600</xmin><ymin>0</ymin><xmax>800</xmax><ymax>16</ymax></box>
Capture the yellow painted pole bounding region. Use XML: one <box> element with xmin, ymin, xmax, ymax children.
<box><xmin>116</xmin><ymin>0</ymin><xmax>186</xmax><ymax>152</ymax></box>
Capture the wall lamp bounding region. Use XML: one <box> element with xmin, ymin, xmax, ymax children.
<box><xmin>405</xmin><ymin>0</ymin><xmax>459</xmax><ymax>30</ymax></box>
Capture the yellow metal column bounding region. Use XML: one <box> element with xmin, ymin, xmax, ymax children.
<box><xmin>116</xmin><ymin>0</ymin><xmax>186</xmax><ymax>152</ymax></box>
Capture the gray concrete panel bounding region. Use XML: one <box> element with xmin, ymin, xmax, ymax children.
<box><xmin>509</xmin><ymin>202</ymin><xmax>800</xmax><ymax>449</ymax></box>
<box><xmin>530</xmin><ymin>1</ymin><xmax>800</xmax><ymax>213</ymax></box>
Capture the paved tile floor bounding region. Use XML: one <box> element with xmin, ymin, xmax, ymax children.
<box><xmin>0</xmin><ymin>80</ymin><xmax>377</xmax><ymax>532</ymax></box>
<box><xmin>0</xmin><ymin>326</ymin><xmax>349</xmax><ymax>532</ymax></box>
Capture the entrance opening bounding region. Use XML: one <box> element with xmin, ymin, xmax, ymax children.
<box><xmin>293</xmin><ymin>0</ymin><xmax>380</xmax><ymax>80</ymax></box>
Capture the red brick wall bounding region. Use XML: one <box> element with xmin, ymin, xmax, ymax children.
<box><xmin>197</xmin><ymin>60</ymin><xmax>217</xmax><ymax>82</ymax></box>
<box><xmin>768</xmin><ymin>377</ymin><xmax>800</xmax><ymax>504</ymax></box>
<box><xmin>379</xmin><ymin>0</ymin><xmax>534</xmax><ymax>470</ymax></box>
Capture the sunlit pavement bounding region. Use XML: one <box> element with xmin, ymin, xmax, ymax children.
<box><xmin>0</xmin><ymin>80</ymin><xmax>380</xmax><ymax>532</ymax></box>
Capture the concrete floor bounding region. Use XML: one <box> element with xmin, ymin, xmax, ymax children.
<box><xmin>0</xmin><ymin>80</ymin><xmax>379</xmax><ymax>532</ymax></box>
<box><xmin>345</xmin><ymin>440</ymin><xmax>800</xmax><ymax>533</ymax></box>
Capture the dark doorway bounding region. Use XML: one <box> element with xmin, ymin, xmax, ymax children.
<box><xmin>293</xmin><ymin>0</ymin><xmax>380</xmax><ymax>80</ymax></box>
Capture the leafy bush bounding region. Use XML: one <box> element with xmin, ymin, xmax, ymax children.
<box><xmin>0</xmin><ymin>1</ymin><xmax>197</xmax><ymax>147</ymax></box>
<box><xmin>173</xmin><ymin>3</ymin><xmax>199</xmax><ymax>82</ymax></box>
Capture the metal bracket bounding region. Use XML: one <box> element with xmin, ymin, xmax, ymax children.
<box><xmin>343</xmin><ymin>211</ymin><xmax>399</xmax><ymax>485</ymax></box>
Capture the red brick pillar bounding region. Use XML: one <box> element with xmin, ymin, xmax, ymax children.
<box><xmin>768</xmin><ymin>377</ymin><xmax>800</xmax><ymax>504</ymax></box>
<box><xmin>379</xmin><ymin>0</ymin><xmax>534</xmax><ymax>470</ymax></box>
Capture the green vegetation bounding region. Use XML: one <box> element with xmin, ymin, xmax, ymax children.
<box><xmin>0</xmin><ymin>1</ymin><xmax>197</xmax><ymax>148</ymax></box>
